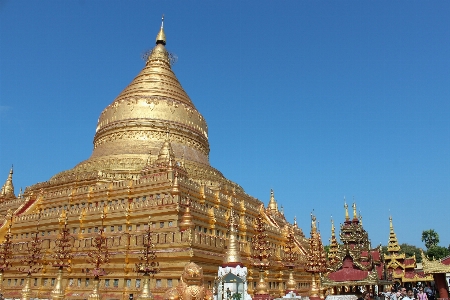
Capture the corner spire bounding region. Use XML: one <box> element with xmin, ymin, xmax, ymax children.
<box><xmin>179</xmin><ymin>197</ymin><xmax>194</xmax><ymax>231</ymax></box>
<box><xmin>1</xmin><ymin>166</ymin><xmax>15</xmax><ymax>199</ymax></box>
<box><xmin>155</xmin><ymin>14</ymin><xmax>166</xmax><ymax>45</ymax></box>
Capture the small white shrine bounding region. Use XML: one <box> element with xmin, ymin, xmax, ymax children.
<box><xmin>214</xmin><ymin>210</ymin><xmax>252</xmax><ymax>300</ymax></box>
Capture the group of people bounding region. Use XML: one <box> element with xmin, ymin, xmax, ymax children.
<box><xmin>376</xmin><ymin>284</ymin><xmax>435</xmax><ymax>300</ymax></box>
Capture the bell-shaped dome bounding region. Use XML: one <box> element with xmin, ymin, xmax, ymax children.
<box><xmin>49</xmin><ymin>18</ymin><xmax>231</xmax><ymax>188</ymax></box>
<box><xmin>90</xmin><ymin>19</ymin><xmax>209</xmax><ymax>166</ymax></box>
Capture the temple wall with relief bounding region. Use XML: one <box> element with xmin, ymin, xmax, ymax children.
<box><xmin>0</xmin><ymin>167</ymin><xmax>311</xmax><ymax>299</ymax></box>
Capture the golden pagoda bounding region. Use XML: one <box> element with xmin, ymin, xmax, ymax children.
<box><xmin>0</xmin><ymin>18</ymin><xmax>311</xmax><ymax>299</ymax></box>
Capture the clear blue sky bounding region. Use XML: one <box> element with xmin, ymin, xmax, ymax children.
<box><xmin>1</xmin><ymin>1</ymin><xmax>449</xmax><ymax>249</ymax></box>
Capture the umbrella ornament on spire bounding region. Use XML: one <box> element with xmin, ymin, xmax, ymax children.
<box><xmin>251</xmin><ymin>213</ymin><xmax>271</xmax><ymax>269</ymax></box>
<box><xmin>18</xmin><ymin>213</ymin><xmax>43</xmax><ymax>275</ymax></box>
<box><xmin>135</xmin><ymin>216</ymin><xmax>160</xmax><ymax>276</ymax></box>
<box><xmin>251</xmin><ymin>212</ymin><xmax>272</xmax><ymax>295</ymax></box>
<box><xmin>86</xmin><ymin>207</ymin><xmax>110</xmax><ymax>278</ymax></box>
<box><xmin>53</xmin><ymin>209</ymin><xmax>73</xmax><ymax>268</ymax></box>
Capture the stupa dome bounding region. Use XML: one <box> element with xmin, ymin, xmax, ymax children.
<box><xmin>47</xmin><ymin>17</ymin><xmax>233</xmax><ymax>187</ymax></box>
<box><xmin>91</xmin><ymin>21</ymin><xmax>209</xmax><ymax>165</ymax></box>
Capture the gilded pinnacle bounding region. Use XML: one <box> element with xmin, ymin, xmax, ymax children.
<box><xmin>1</xmin><ymin>166</ymin><xmax>15</xmax><ymax>199</ymax></box>
<box><xmin>344</xmin><ymin>199</ymin><xmax>349</xmax><ymax>221</ymax></box>
<box><xmin>156</xmin><ymin>14</ymin><xmax>166</xmax><ymax>45</ymax></box>
<box><xmin>268</xmin><ymin>189</ymin><xmax>278</xmax><ymax>212</ymax></box>
<box><xmin>223</xmin><ymin>209</ymin><xmax>242</xmax><ymax>266</ymax></box>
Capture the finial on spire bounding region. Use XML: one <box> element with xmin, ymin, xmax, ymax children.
<box><xmin>268</xmin><ymin>189</ymin><xmax>278</xmax><ymax>212</ymax></box>
<box><xmin>294</xmin><ymin>216</ymin><xmax>298</xmax><ymax>227</ymax></box>
<box><xmin>344</xmin><ymin>198</ymin><xmax>349</xmax><ymax>221</ymax></box>
<box><xmin>155</xmin><ymin>14</ymin><xmax>166</xmax><ymax>45</ymax></box>
<box><xmin>311</xmin><ymin>212</ymin><xmax>317</xmax><ymax>232</ymax></box>
<box><xmin>352</xmin><ymin>202</ymin><xmax>357</xmax><ymax>220</ymax></box>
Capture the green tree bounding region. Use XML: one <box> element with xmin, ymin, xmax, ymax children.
<box><xmin>400</xmin><ymin>243</ymin><xmax>424</xmax><ymax>263</ymax></box>
<box><xmin>422</xmin><ymin>229</ymin><xmax>439</xmax><ymax>249</ymax></box>
<box><xmin>426</xmin><ymin>246</ymin><xmax>450</xmax><ymax>260</ymax></box>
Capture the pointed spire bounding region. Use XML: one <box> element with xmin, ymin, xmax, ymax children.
<box><xmin>387</xmin><ymin>216</ymin><xmax>401</xmax><ymax>253</ymax></box>
<box><xmin>344</xmin><ymin>198</ymin><xmax>349</xmax><ymax>222</ymax></box>
<box><xmin>310</xmin><ymin>212</ymin><xmax>317</xmax><ymax>233</ymax></box>
<box><xmin>268</xmin><ymin>189</ymin><xmax>278</xmax><ymax>212</ymax></box>
<box><xmin>155</xmin><ymin>14</ymin><xmax>166</xmax><ymax>45</ymax></box>
<box><xmin>329</xmin><ymin>217</ymin><xmax>339</xmax><ymax>257</ymax></box>
<box><xmin>307</xmin><ymin>212</ymin><xmax>327</xmax><ymax>273</ymax></box>
<box><xmin>359</xmin><ymin>213</ymin><xmax>363</xmax><ymax>226</ymax></box>
<box><xmin>1</xmin><ymin>166</ymin><xmax>15</xmax><ymax>199</ymax></box>
<box><xmin>352</xmin><ymin>202</ymin><xmax>358</xmax><ymax>221</ymax></box>
<box><xmin>179</xmin><ymin>197</ymin><xmax>194</xmax><ymax>231</ymax></box>
<box><xmin>293</xmin><ymin>216</ymin><xmax>298</xmax><ymax>228</ymax></box>
<box><xmin>223</xmin><ymin>209</ymin><xmax>243</xmax><ymax>267</ymax></box>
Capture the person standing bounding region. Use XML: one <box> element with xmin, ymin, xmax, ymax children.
<box><xmin>398</xmin><ymin>286</ymin><xmax>407</xmax><ymax>300</ymax></box>
<box><xmin>424</xmin><ymin>285</ymin><xmax>434</xmax><ymax>300</ymax></box>
<box><xmin>417</xmin><ymin>287</ymin><xmax>428</xmax><ymax>300</ymax></box>
<box><xmin>406</xmin><ymin>288</ymin><xmax>415</xmax><ymax>300</ymax></box>
<box><xmin>362</xmin><ymin>291</ymin><xmax>372</xmax><ymax>300</ymax></box>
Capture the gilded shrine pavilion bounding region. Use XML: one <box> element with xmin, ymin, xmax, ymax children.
<box><xmin>0</xmin><ymin>19</ymin><xmax>313</xmax><ymax>300</ymax></box>
<box><xmin>384</xmin><ymin>217</ymin><xmax>433</xmax><ymax>285</ymax></box>
<box><xmin>322</xmin><ymin>203</ymin><xmax>389</xmax><ymax>294</ymax></box>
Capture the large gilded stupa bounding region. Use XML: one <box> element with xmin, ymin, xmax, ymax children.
<box><xmin>0</xmin><ymin>19</ymin><xmax>311</xmax><ymax>300</ymax></box>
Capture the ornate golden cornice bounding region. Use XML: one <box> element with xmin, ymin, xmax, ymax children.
<box><xmin>421</xmin><ymin>250</ymin><xmax>450</xmax><ymax>274</ymax></box>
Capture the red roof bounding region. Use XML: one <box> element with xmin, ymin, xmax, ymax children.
<box><xmin>371</xmin><ymin>250</ymin><xmax>380</xmax><ymax>261</ymax></box>
<box><xmin>328</xmin><ymin>267</ymin><xmax>370</xmax><ymax>281</ymax></box>
<box><xmin>328</xmin><ymin>257</ymin><xmax>371</xmax><ymax>281</ymax></box>
<box><xmin>441</xmin><ymin>256</ymin><xmax>450</xmax><ymax>265</ymax></box>
<box><xmin>404</xmin><ymin>270</ymin><xmax>424</xmax><ymax>279</ymax></box>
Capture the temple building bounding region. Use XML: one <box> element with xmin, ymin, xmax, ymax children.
<box><xmin>421</xmin><ymin>251</ymin><xmax>450</xmax><ymax>299</ymax></box>
<box><xmin>0</xmin><ymin>19</ymin><xmax>312</xmax><ymax>299</ymax></box>
<box><xmin>322</xmin><ymin>203</ymin><xmax>389</xmax><ymax>295</ymax></box>
<box><xmin>384</xmin><ymin>217</ymin><xmax>433</xmax><ymax>286</ymax></box>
